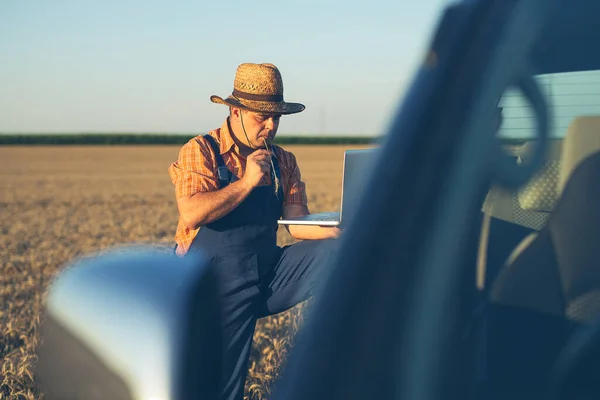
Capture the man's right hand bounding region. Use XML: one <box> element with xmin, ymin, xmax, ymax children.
<box><xmin>242</xmin><ymin>149</ymin><xmax>272</xmax><ymax>189</ymax></box>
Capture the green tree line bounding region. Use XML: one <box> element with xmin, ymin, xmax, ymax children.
<box><xmin>0</xmin><ymin>134</ymin><xmax>380</xmax><ymax>146</ymax></box>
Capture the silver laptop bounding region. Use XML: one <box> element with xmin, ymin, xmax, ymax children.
<box><xmin>277</xmin><ymin>148</ymin><xmax>376</xmax><ymax>227</ymax></box>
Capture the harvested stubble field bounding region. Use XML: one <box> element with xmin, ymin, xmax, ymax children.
<box><xmin>0</xmin><ymin>144</ymin><xmax>368</xmax><ymax>400</ymax></box>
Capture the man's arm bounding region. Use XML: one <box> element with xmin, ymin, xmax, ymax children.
<box><xmin>177</xmin><ymin>178</ymin><xmax>254</xmax><ymax>229</ymax></box>
<box><xmin>283</xmin><ymin>204</ymin><xmax>342</xmax><ymax>240</ymax></box>
<box><xmin>276</xmin><ymin>148</ymin><xmax>341</xmax><ymax>240</ymax></box>
<box><xmin>170</xmin><ymin>140</ymin><xmax>272</xmax><ymax>230</ymax></box>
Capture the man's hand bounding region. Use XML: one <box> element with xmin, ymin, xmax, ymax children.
<box><xmin>242</xmin><ymin>149</ymin><xmax>272</xmax><ymax>188</ymax></box>
<box><xmin>327</xmin><ymin>227</ymin><xmax>343</xmax><ymax>239</ymax></box>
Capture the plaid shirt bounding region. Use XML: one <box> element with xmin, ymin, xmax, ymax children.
<box><xmin>168</xmin><ymin>119</ymin><xmax>308</xmax><ymax>256</ymax></box>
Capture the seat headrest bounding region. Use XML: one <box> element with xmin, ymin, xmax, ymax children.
<box><xmin>481</xmin><ymin>141</ymin><xmax>561</xmax><ymax>227</ymax></box>
<box><xmin>483</xmin><ymin>117</ymin><xmax>600</xmax><ymax>220</ymax></box>
<box><xmin>558</xmin><ymin>116</ymin><xmax>600</xmax><ymax>194</ymax></box>
<box><xmin>517</xmin><ymin>159</ymin><xmax>561</xmax><ymax>212</ymax></box>
<box><xmin>515</xmin><ymin>140</ymin><xmax>563</xmax><ymax>213</ymax></box>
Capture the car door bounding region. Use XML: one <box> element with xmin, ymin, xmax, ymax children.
<box><xmin>270</xmin><ymin>0</ymin><xmax>565</xmax><ymax>399</ymax></box>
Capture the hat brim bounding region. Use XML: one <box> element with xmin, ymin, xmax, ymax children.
<box><xmin>210</xmin><ymin>95</ymin><xmax>305</xmax><ymax>115</ymax></box>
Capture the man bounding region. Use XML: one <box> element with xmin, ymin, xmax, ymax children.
<box><xmin>168</xmin><ymin>63</ymin><xmax>341</xmax><ymax>400</ymax></box>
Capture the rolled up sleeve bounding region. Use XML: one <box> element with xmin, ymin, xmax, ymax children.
<box><xmin>168</xmin><ymin>138</ymin><xmax>218</xmax><ymax>198</ymax></box>
<box><xmin>279</xmin><ymin>151</ymin><xmax>308</xmax><ymax>207</ymax></box>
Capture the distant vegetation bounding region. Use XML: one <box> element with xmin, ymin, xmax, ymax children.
<box><xmin>0</xmin><ymin>134</ymin><xmax>540</xmax><ymax>147</ymax></box>
<box><xmin>0</xmin><ymin>134</ymin><xmax>379</xmax><ymax>146</ymax></box>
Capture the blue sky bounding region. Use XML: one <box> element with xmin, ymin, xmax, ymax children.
<box><xmin>0</xmin><ymin>0</ymin><xmax>448</xmax><ymax>135</ymax></box>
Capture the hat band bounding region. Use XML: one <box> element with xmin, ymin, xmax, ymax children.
<box><xmin>232</xmin><ymin>89</ymin><xmax>283</xmax><ymax>102</ymax></box>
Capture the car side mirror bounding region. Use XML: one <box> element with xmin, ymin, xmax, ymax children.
<box><xmin>36</xmin><ymin>246</ymin><xmax>222</xmax><ymax>400</ymax></box>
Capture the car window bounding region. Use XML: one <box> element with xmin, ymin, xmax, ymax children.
<box><xmin>497</xmin><ymin>69</ymin><xmax>600</xmax><ymax>139</ymax></box>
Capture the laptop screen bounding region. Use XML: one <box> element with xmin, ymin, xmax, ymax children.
<box><xmin>340</xmin><ymin>149</ymin><xmax>378</xmax><ymax>224</ymax></box>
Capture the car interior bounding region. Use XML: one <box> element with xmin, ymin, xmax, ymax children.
<box><xmin>474</xmin><ymin>69</ymin><xmax>600</xmax><ymax>398</ymax></box>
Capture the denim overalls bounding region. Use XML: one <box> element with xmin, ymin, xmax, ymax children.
<box><xmin>187</xmin><ymin>135</ymin><xmax>337</xmax><ymax>400</ymax></box>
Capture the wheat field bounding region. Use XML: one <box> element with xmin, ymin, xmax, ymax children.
<box><xmin>0</xmin><ymin>144</ymin><xmax>367</xmax><ymax>400</ymax></box>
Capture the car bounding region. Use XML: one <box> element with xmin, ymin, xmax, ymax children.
<box><xmin>35</xmin><ymin>0</ymin><xmax>600</xmax><ymax>399</ymax></box>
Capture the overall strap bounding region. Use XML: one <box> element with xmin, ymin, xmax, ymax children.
<box><xmin>203</xmin><ymin>134</ymin><xmax>236</xmax><ymax>188</ymax></box>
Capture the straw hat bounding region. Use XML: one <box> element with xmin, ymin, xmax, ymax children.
<box><xmin>210</xmin><ymin>63</ymin><xmax>305</xmax><ymax>115</ymax></box>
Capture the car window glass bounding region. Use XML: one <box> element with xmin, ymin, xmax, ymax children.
<box><xmin>497</xmin><ymin>70</ymin><xmax>600</xmax><ymax>139</ymax></box>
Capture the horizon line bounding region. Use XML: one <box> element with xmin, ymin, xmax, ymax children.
<box><xmin>0</xmin><ymin>131</ymin><xmax>382</xmax><ymax>137</ymax></box>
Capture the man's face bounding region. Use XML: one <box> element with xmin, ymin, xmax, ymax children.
<box><xmin>231</xmin><ymin>108</ymin><xmax>282</xmax><ymax>150</ymax></box>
